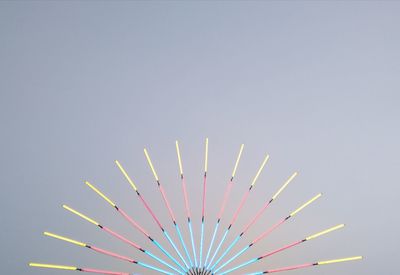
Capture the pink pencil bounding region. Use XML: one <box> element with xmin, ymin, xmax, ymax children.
<box><xmin>211</xmin><ymin>172</ymin><xmax>297</xmax><ymax>271</ymax></box>
<box><xmin>84</xmin><ymin>181</ymin><xmax>183</xmax><ymax>271</ymax></box>
<box><xmin>42</xmin><ymin>231</ymin><xmax>172</xmax><ymax>274</ymax></box>
<box><xmin>203</xmin><ymin>144</ymin><xmax>244</xmax><ymax>268</ymax></box>
<box><xmin>207</xmin><ymin>154</ymin><xmax>269</xmax><ymax>270</ymax></box>
<box><xmin>213</xmin><ymin>193</ymin><xmax>322</xmax><ymax>272</ymax></box>
<box><xmin>116</xmin><ymin>160</ymin><xmax>189</xmax><ymax>272</ymax></box>
<box><xmin>62</xmin><ymin>205</ymin><xmax>181</xmax><ymax>274</ymax></box>
<box><xmin>29</xmin><ymin>263</ymin><xmax>129</xmax><ymax>275</ymax></box>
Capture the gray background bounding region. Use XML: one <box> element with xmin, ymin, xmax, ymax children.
<box><xmin>1</xmin><ymin>1</ymin><xmax>399</xmax><ymax>275</ymax></box>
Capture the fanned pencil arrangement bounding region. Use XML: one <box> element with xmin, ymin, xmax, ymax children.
<box><xmin>30</xmin><ymin>139</ymin><xmax>362</xmax><ymax>274</ymax></box>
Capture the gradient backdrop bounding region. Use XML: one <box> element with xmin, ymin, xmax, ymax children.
<box><xmin>1</xmin><ymin>2</ymin><xmax>399</xmax><ymax>275</ymax></box>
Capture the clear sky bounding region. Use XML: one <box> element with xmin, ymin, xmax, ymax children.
<box><xmin>1</xmin><ymin>1</ymin><xmax>399</xmax><ymax>275</ymax></box>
